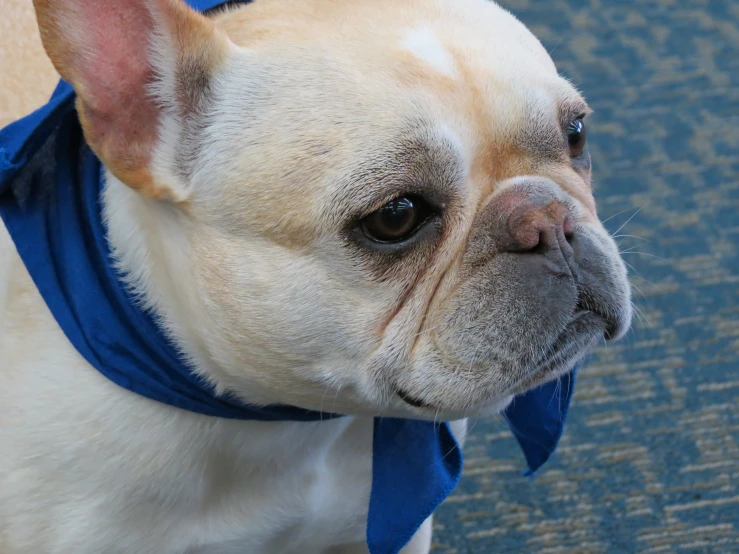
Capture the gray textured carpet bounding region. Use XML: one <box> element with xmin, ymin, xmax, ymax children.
<box><xmin>433</xmin><ymin>1</ymin><xmax>739</xmax><ymax>552</ymax></box>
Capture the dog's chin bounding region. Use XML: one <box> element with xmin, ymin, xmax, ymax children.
<box><xmin>507</xmin><ymin>310</ymin><xmax>605</xmax><ymax>395</ymax></box>
<box><xmin>395</xmin><ymin>390</ymin><xmax>516</xmax><ymax>421</ymax></box>
<box><xmin>395</xmin><ymin>311</ymin><xmax>606</xmax><ymax>420</ymax></box>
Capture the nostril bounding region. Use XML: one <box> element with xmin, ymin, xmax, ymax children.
<box><xmin>563</xmin><ymin>217</ymin><xmax>575</xmax><ymax>244</ymax></box>
<box><xmin>523</xmin><ymin>229</ymin><xmax>553</xmax><ymax>254</ymax></box>
<box><xmin>530</xmin><ymin>230</ymin><xmax>546</xmax><ymax>253</ymax></box>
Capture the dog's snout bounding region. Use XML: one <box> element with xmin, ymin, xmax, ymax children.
<box><xmin>505</xmin><ymin>199</ymin><xmax>574</xmax><ymax>254</ymax></box>
<box><xmin>464</xmin><ymin>179</ymin><xmax>580</xmax><ymax>272</ymax></box>
<box><xmin>476</xmin><ymin>182</ymin><xmax>580</xmax><ymax>278</ymax></box>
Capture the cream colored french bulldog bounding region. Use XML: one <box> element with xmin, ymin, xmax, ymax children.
<box><xmin>0</xmin><ymin>0</ymin><xmax>632</xmax><ymax>552</ymax></box>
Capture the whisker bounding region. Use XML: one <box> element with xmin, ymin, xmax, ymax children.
<box><xmin>467</xmin><ymin>417</ymin><xmax>480</xmax><ymax>437</ymax></box>
<box><xmin>601</xmin><ymin>206</ymin><xmax>641</xmax><ymax>225</ymax></box>
<box><xmin>621</xmin><ymin>251</ymin><xmax>668</xmax><ymax>262</ymax></box>
<box><xmin>633</xmin><ymin>304</ymin><xmax>652</xmax><ymax>328</ymax></box>
<box><xmin>493</xmin><ymin>412</ymin><xmax>510</xmax><ymax>431</ymax></box>
<box><xmin>623</xmin><ymin>259</ymin><xmax>645</xmax><ymax>279</ymax></box>
<box><xmin>330</xmin><ymin>384</ymin><xmax>342</xmax><ymax>415</ymax></box>
<box><xmin>623</xmin><ymin>260</ymin><xmax>670</xmax><ymax>296</ymax></box>
<box><xmin>616</xmin><ymin>235</ymin><xmax>651</xmax><ymax>249</ymax></box>
<box><xmin>549</xmin><ymin>378</ymin><xmax>562</xmax><ymax>409</ymax></box>
<box><xmin>319</xmin><ymin>383</ymin><xmax>333</xmax><ymax>420</ymax></box>
<box><xmin>547</xmin><ymin>37</ymin><xmax>564</xmax><ymax>55</ymax></box>
<box><xmin>613</xmin><ymin>234</ymin><xmax>651</xmax><ymax>243</ymax></box>
<box><xmin>629</xmin><ymin>280</ymin><xmax>648</xmax><ymax>302</ymax></box>
<box><xmin>611</xmin><ymin>205</ymin><xmax>644</xmax><ymax>237</ymax></box>
<box><xmin>631</xmin><ymin>305</ymin><xmax>645</xmax><ymax>326</ymax></box>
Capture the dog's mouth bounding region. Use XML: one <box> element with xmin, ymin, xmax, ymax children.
<box><xmin>397</xmin><ymin>388</ymin><xmax>432</xmax><ymax>409</ymax></box>
<box><xmin>396</xmin><ymin>308</ymin><xmax>606</xmax><ymax>411</ymax></box>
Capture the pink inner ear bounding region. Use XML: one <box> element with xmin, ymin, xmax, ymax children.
<box><xmin>76</xmin><ymin>2</ymin><xmax>160</xmax><ymax>147</ymax></box>
<box><xmin>38</xmin><ymin>0</ymin><xmax>219</xmax><ymax>195</ymax></box>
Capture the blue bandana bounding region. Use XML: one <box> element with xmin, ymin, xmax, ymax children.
<box><xmin>0</xmin><ymin>2</ymin><xmax>575</xmax><ymax>551</ymax></box>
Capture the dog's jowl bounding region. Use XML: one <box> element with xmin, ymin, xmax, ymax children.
<box><xmin>0</xmin><ymin>0</ymin><xmax>631</xmax><ymax>553</ymax></box>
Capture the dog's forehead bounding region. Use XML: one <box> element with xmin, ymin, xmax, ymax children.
<box><xmin>216</xmin><ymin>0</ymin><xmax>557</xmax><ymax>85</ymax></box>
<box><xmin>217</xmin><ymin>0</ymin><xmax>586</xmax><ymax>142</ymax></box>
<box><xmin>206</xmin><ymin>0</ymin><xmax>590</xmax><ymax>241</ymax></box>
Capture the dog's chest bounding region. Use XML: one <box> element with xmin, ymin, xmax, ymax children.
<box><xmin>93</xmin><ymin>416</ymin><xmax>376</xmax><ymax>554</ymax></box>
<box><xmin>1</xmin><ymin>343</ymin><xmax>373</xmax><ymax>554</ymax></box>
<box><xmin>177</xmin><ymin>418</ymin><xmax>374</xmax><ymax>554</ymax></box>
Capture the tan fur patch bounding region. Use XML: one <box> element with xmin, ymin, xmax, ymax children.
<box><xmin>0</xmin><ymin>0</ymin><xmax>58</xmax><ymax>127</ymax></box>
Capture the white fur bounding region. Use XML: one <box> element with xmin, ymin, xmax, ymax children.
<box><xmin>1</xmin><ymin>213</ymin><xmax>463</xmax><ymax>552</ymax></box>
<box><xmin>400</xmin><ymin>26</ymin><xmax>457</xmax><ymax>77</ymax></box>
<box><xmin>0</xmin><ymin>250</ymin><xmax>459</xmax><ymax>552</ymax></box>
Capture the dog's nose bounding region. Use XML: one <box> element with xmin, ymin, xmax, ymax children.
<box><xmin>479</xmin><ymin>183</ymin><xmax>580</xmax><ymax>278</ymax></box>
<box><xmin>505</xmin><ymin>199</ymin><xmax>574</xmax><ymax>256</ymax></box>
<box><xmin>463</xmin><ymin>179</ymin><xmax>584</xmax><ymax>280</ymax></box>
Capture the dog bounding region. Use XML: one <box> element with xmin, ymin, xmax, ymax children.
<box><xmin>0</xmin><ymin>0</ymin><xmax>632</xmax><ymax>552</ymax></box>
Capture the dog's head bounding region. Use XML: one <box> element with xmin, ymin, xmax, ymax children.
<box><xmin>35</xmin><ymin>0</ymin><xmax>631</xmax><ymax>419</ymax></box>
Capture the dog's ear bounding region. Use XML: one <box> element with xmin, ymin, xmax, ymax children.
<box><xmin>33</xmin><ymin>0</ymin><xmax>231</xmax><ymax>201</ymax></box>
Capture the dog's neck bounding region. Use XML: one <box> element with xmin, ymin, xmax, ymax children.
<box><xmin>102</xmin><ymin>171</ymin><xmax>279</xmax><ymax>407</ymax></box>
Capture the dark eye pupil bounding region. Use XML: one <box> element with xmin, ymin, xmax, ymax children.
<box><xmin>567</xmin><ymin>118</ymin><xmax>586</xmax><ymax>156</ymax></box>
<box><xmin>361</xmin><ymin>197</ymin><xmax>421</xmax><ymax>242</ymax></box>
<box><xmin>567</xmin><ymin>119</ymin><xmax>583</xmax><ymax>146</ymax></box>
<box><xmin>380</xmin><ymin>197</ymin><xmax>415</xmax><ymax>231</ymax></box>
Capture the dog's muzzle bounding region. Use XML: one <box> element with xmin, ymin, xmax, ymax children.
<box><xmin>429</xmin><ymin>177</ymin><xmax>631</xmax><ymax>393</ymax></box>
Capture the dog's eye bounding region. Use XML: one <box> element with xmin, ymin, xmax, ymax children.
<box><xmin>360</xmin><ymin>196</ymin><xmax>432</xmax><ymax>243</ymax></box>
<box><xmin>567</xmin><ymin>117</ymin><xmax>586</xmax><ymax>157</ymax></box>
